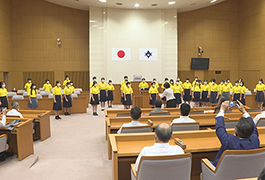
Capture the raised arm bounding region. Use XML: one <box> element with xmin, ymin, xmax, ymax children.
<box><xmin>215</xmin><ymin>101</ymin><xmax>229</xmax><ymax>145</ymax></box>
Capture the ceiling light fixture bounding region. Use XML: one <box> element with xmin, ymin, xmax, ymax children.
<box><xmin>210</xmin><ymin>0</ymin><xmax>217</xmax><ymax>3</ymax></box>
<box><xmin>89</xmin><ymin>20</ymin><xmax>97</xmax><ymax>23</ymax></box>
<box><xmin>134</xmin><ymin>3</ymin><xmax>140</xmax><ymax>8</ymax></box>
<box><xmin>99</xmin><ymin>0</ymin><xmax>107</xmax><ymax>3</ymax></box>
<box><xmin>151</xmin><ymin>4</ymin><xmax>158</xmax><ymax>6</ymax></box>
<box><xmin>168</xmin><ymin>1</ymin><xmax>176</xmax><ymax>5</ymax></box>
<box><xmin>116</xmin><ymin>3</ymin><xmax>122</xmax><ymax>5</ymax></box>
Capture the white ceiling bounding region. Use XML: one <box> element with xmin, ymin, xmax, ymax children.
<box><xmin>45</xmin><ymin>0</ymin><xmax>225</xmax><ymax>12</ymax></box>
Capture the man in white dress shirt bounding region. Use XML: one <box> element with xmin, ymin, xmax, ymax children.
<box><xmin>0</xmin><ymin>108</ymin><xmax>7</xmax><ymax>128</ymax></box>
<box><xmin>134</xmin><ymin>123</ymin><xmax>184</xmax><ymax>171</ymax></box>
<box><xmin>7</xmin><ymin>101</ymin><xmax>23</xmax><ymax>118</ymax></box>
<box><xmin>117</xmin><ymin>107</ymin><xmax>148</xmax><ymax>134</ymax></box>
<box><xmin>171</xmin><ymin>103</ymin><xmax>195</xmax><ymax>125</ymax></box>
<box><xmin>253</xmin><ymin>100</ymin><xmax>265</xmax><ymax>125</ymax></box>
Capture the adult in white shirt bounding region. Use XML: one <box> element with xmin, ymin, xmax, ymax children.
<box><xmin>7</xmin><ymin>101</ymin><xmax>23</xmax><ymax>118</ymax></box>
<box><xmin>134</xmin><ymin>123</ymin><xmax>184</xmax><ymax>172</ymax></box>
<box><xmin>253</xmin><ymin>101</ymin><xmax>265</xmax><ymax>125</ymax></box>
<box><xmin>0</xmin><ymin>108</ymin><xmax>7</xmax><ymax>128</ymax></box>
<box><xmin>171</xmin><ymin>103</ymin><xmax>195</xmax><ymax>125</ymax></box>
<box><xmin>117</xmin><ymin>107</ymin><xmax>148</xmax><ymax>134</ymax></box>
<box><xmin>159</xmin><ymin>82</ymin><xmax>176</xmax><ymax>108</ymax></box>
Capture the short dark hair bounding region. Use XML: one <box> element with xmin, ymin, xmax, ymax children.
<box><xmin>155</xmin><ymin>99</ymin><xmax>162</xmax><ymax>108</ymax></box>
<box><xmin>164</xmin><ymin>82</ymin><xmax>170</xmax><ymax>88</ymax></box>
<box><xmin>258</xmin><ymin>168</ymin><xmax>265</xmax><ymax>180</ymax></box>
<box><xmin>124</xmin><ymin>76</ymin><xmax>128</xmax><ymax>79</ymax></box>
<box><xmin>92</xmin><ymin>76</ymin><xmax>97</xmax><ymax>80</ymax></box>
<box><xmin>27</xmin><ymin>78</ymin><xmax>31</xmax><ymax>81</ymax></box>
<box><xmin>45</xmin><ymin>79</ymin><xmax>49</xmax><ymax>82</ymax></box>
<box><xmin>56</xmin><ymin>80</ymin><xmax>60</xmax><ymax>84</ymax></box>
<box><xmin>101</xmin><ymin>77</ymin><xmax>105</xmax><ymax>80</ymax></box>
<box><xmin>235</xmin><ymin>117</ymin><xmax>254</xmax><ymax>138</ymax></box>
<box><xmin>92</xmin><ymin>81</ymin><xmax>97</xmax><ymax>86</ymax></box>
<box><xmin>130</xmin><ymin>107</ymin><xmax>142</xmax><ymax>120</ymax></box>
<box><xmin>65</xmin><ymin>75</ymin><xmax>69</xmax><ymax>78</ymax></box>
<box><xmin>180</xmin><ymin>103</ymin><xmax>190</xmax><ymax>116</ymax></box>
<box><xmin>164</xmin><ymin>78</ymin><xmax>169</xmax><ymax>81</ymax></box>
<box><xmin>155</xmin><ymin>123</ymin><xmax>172</xmax><ymax>143</ymax></box>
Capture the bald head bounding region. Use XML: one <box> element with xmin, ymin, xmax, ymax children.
<box><xmin>155</xmin><ymin>123</ymin><xmax>172</xmax><ymax>143</ymax></box>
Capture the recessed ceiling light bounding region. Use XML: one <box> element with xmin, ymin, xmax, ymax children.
<box><xmin>134</xmin><ymin>3</ymin><xmax>140</xmax><ymax>8</ymax></box>
<box><xmin>210</xmin><ymin>0</ymin><xmax>217</xmax><ymax>3</ymax></box>
<box><xmin>151</xmin><ymin>4</ymin><xmax>158</xmax><ymax>6</ymax></box>
<box><xmin>168</xmin><ymin>1</ymin><xmax>176</xmax><ymax>5</ymax></box>
<box><xmin>116</xmin><ymin>2</ymin><xmax>122</xmax><ymax>5</ymax></box>
<box><xmin>99</xmin><ymin>0</ymin><xmax>106</xmax><ymax>3</ymax></box>
<box><xmin>190</xmin><ymin>3</ymin><xmax>196</xmax><ymax>5</ymax></box>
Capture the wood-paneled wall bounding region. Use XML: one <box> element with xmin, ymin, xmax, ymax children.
<box><xmin>65</xmin><ymin>71</ymin><xmax>89</xmax><ymax>91</ymax></box>
<box><xmin>9</xmin><ymin>0</ymin><xmax>89</xmax><ymax>90</ymax></box>
<box><xmin>23</xmin><ymin>71</ymin><xmax>55</xmax><ymax>89</ymax></box>
<box><xmin>178</xmin><ymin>0</ymin><xmax>239</xmax><ymax>83</ymax></box>
<box><xmin>239</xmin><ymin>0</ymin><xmax>265</xmax><ymax>89</ymax></box>
<box><xmin>0</xmin><ymin>0</ymin><xmax>12</xmax><ymax>88</ymax></box>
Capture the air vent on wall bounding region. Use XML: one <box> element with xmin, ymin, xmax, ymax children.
<box><xmin>215</xmin><ymin>71</ymin><xmax>222</xmax><ymax>75</ymax></box>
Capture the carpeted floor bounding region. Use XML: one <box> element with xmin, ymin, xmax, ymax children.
<box><xmin>0</xmin><ymin>105</ymin><xmax>124</xmax><ymax>180</ymax></box>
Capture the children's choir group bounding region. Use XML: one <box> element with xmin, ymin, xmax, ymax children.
<box><xmin>0</xmin><ymin>75</ymin><xmax>77</xmax><ymax>120</ymax></box>
<box><xmin>89</xmin><ymin>75</ymin><xmax>265</xmax><ymax>115</ymax></box>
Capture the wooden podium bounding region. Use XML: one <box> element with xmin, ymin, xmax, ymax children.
<box><xmin>132</xmin><ymin>90</ymin><xmax>150</xmax><ymax>108</ymax></box>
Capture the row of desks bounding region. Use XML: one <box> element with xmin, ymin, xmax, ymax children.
<box><xmin>0</xmin><ymin>109</ymin><xmax>51</xmax><ymax>160</ymax></box>
<box><xmin>109</xmin><ymin>127</ymin><xmax>265</xmax><ymax>180</ymax></box>
<box><xmin>105</xmin><ymin>111</ymin><xmax>260</xmax><ymax>162</ymax></box>
<box><xmin>7</xmin><ymin>95</ymin><xmax>88</xmax><ymax>115</ymax></box>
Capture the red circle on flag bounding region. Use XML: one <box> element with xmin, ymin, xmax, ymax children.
<box><xmin>117</xmin><ymin>50</ymin><xmax>125</xmax><ymax>58</ymax></box>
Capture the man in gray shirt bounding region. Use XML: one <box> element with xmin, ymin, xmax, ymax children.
<box><xmin>149</xmin><ymin>100</ymin><xmax>169</xmax><ymax>116</ymax></box>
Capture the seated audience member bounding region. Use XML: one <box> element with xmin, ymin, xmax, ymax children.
<box><xmin>7</xmin><ymin>101</ymin><xmax>23</xmax><ymax>118</ymax></box>
<box><xmin>170</xmin><ymin>103</ymin><xmax>195</xmax><ymax>125</ymax></box>
<box><xmin>0</xmin><ymin>108</ymin><xmax>7</xmax><ymax>128</ymax></box>
<box><xmin>212</xmin><ymin>100</ymin><xmax>259</xmax><ymax>166</ymax></box>
<box><xmin>259</xmin><ymin>168</ymin><xmax>265</xmax><ymax>180</ymax></box>
<box><xmin>117</xmin><ymin>107</ymin><xmax>148</xmax><ymax>134</ymax></box>
<box><xmin>134</xmin><ymin>123</ymin><xmax>184</xmax><ymax>171</ymax></box>
<box><xmin>149</xmin><ymin>100</ymin><xmax>168</xmax><ymax>116</ymax></box>
<box><xmin>253</xmin><ymin>100</ymin><xmax>265</xmax><ymax>125</ymax></box>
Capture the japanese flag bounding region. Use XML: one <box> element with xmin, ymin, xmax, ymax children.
<box><xmin>139</xmin><ymin>48</ymin><xmax>158</xmax><ymax>61</ymax></box>
<box><xmin>112</xmin><ymin>48</ymin><xmax>131</xmax><ymax>61</ymax></box>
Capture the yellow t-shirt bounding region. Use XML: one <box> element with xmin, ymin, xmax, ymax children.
<box><xmin>107</xmin><ymin>84</ymin><xmax>115</xmax><ymax>91</ymax></box>
<box><xmin>123</xmin><ymin>86</ymin><xmax>133</xmax><ymax>94</ymax></box>
<box><xmin>241</xmin><ymin>86</ymin><xmax>247</xmax><ymax>94</ymax></box>
<box><xmin>219</xmin><ymin>84</ymin><xmax>224</xmax><ymax>93</ymax></box>
<box><xmin>90</xmin><ymin>86</ymin><xmax>99</xmax><ymax>94</ymax></box>
<box><xmin>64</xmin><ymin>87</ymin><xmax>72</xmax><ymax>95</ymax></box>
<box><xmin>69</xmin><ymin>86</ymin><xmax>75</xmax><ymax>93</ymax></box>
<box><xmin>24</xmin><ymin>82</ymin><xmax>32</xmax><ymax>92</ymax></box>
<box><xmin>172</xmin><ymin>85</ymin><xmax>183</xmax><ymax>94</ymax></box>
<box><xmin>227</xmin><ymin>82</ymin><xmax>233</xmax><ymax>89</ymax></box>
<box><xmin>120</xmin><ymin>84</ymin><xmax>126</xmax><ymax>91</ymax></box>
<box><xmin>43</xmin><ymin>83</ymin><xmax>52</xmax><ymax>93</ymax></box>
<box><xmin>90</xmin><ymin>86</ymin><xmax>100</xmax><ymax>94</ymax></box>
<box><xmin>222</xmin><ymin>85</ymin><xmax>230</xmax><ymax>92</ymax></box>
<box><xmin>53</xmin><ymin>86</ymin><xmax>62</xmax><ymax>95</ymax></box>
<box><xmin>210</xmin><ymin>84</ymin><xmax>219</xmax><ymax>92</ymax></box>
<box><xmin>148</xmin><ymin>86</ymin><xmax>158</xmax><ymax>94</ymax></box>
<box><xmin>232</xmin><ymin>86</ymin><xmax>241</xmax><ymax>94</ymax></box>
<box><xmin>182</xmin><ymin>82</ymin><xmax>192</xmax><ymax>89</ymax></box>
<box><xmin>201</xmin><ymin>84</ymin><xmax>209</xmax><ymax>91</ymax></box>
<box><xmin>63</xmin><ymin>80</ymin><xmax>71</xmax><ymax>87</ymax></box>
<box><xmin>192</xmin><ymin>80</ymin><xmax>196</xmax><ymax>87</ymax></box>
<box><xmin>0</xmin><ymin>88</ymin><xmax>8</xmax><ymax>97</ymax></box>
<box><xmin>192</xmin><ymin>85</ymin><xmax>202</xmax><ymax>92</ymax></box>
<box><xmin>255</xmin><ymin>84</ymin><xmax>265</xmax><ymax>91</ymax></box>
<box><xmin>98</xmin><ymin>82</ymin><xmax>108</xmax><ymax>90</ymax></box>
<box><xmin>28</xmin><ymin>89</ymin><xmax>37</xmax><ymax>97</ymax></box>
<box><xmin>139</xmin><ymin>82</ymin><xmax>149</xmax><ymax>89</ymax></box>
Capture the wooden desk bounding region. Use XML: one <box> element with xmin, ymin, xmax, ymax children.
<box><xmin>19</xmin><ymin>110</ymin><xmax>51</xmax><ymax>141</ymax></box>
<box><xmin>104</xmin><ymin>107</ymin><xmax>218</xmax><ymax>117</ymax></box>
<box><xmin>0</xmin><ymin>117</ymin><xmax>34</xmax><ymax>161</ymax></box>
<box><xmin>106</xmin><ymin>112</ymin><xmax>260</xmax><ymax>160</ymax></box>
<box><xmin>109</xmin><ymin>127</ymin><xmax>265</xmax><ymax>180</ymax></box>
<box><xmin>8</xmin><ymin>96</ymin><xmax>87</xmax><ymax>115</ymax></box>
